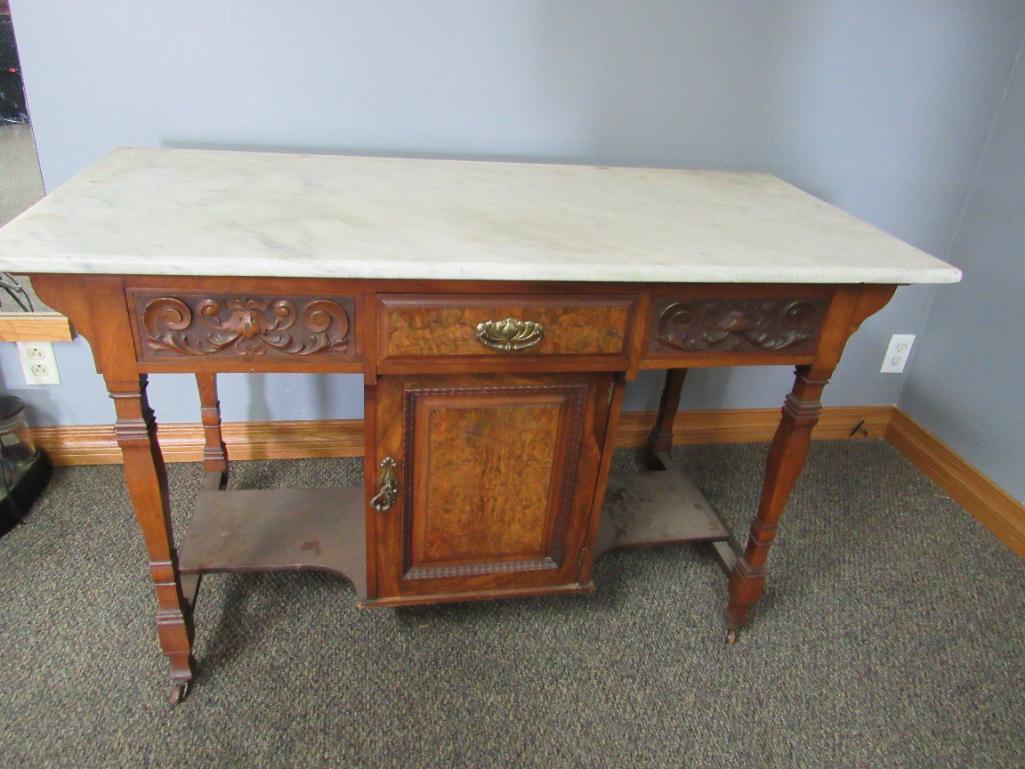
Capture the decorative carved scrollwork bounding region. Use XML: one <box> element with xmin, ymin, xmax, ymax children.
<box><xmin>138</xmin><ymin>295</ymin><xmax>353</xmax><ymax>358</ymax></box>
<box><xmin>653</xmin><ymin>298</ymin><xmax>825</xmax><ymax>353</ymax></box>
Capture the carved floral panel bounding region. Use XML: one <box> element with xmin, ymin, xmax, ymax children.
<box><xmin>650</xmin><ymin>297</ymin><xmax>828</xmax><ymax>355</ymax></box>
<box><xmin>132</xmin><ymin>293</ymin><xmax>355</xmax><ymax>359</ymax></box>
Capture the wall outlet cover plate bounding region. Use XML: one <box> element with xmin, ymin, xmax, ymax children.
<box><xmin>881</xmin><ymin>334</ymin><xmax>915</xmax><ymax>374</ymax></box>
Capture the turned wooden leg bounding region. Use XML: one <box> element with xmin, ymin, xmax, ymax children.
<box><xmin>110</xmin><ymin>375</ymin><xmax>194</xmax><ymax>702</ymax></box>
<box><xmin>647</xmin><ymin>368</ymin><xmax>687</xmax><ymax>467</ymax></box>
<box><xmin>726</xmin><ymin>365</ymin><xmax>830</xmax><ymax>641</ymax></box>
<box><xmin>196</xmin><ymin>372</ymin><xmax>228</xmax><ymax>488</ymax></box>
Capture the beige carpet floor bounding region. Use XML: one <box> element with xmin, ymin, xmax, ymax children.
<box><xmin>1</xmin><ymin>442</ymin><xmax>1023</xmax><ymax>768</ymax></box>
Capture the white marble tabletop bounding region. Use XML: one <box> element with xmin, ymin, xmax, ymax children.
<box><xmin>0</xmin><ymin>147</ymin><xmax>961</xmax><ymax>284</ymax></box>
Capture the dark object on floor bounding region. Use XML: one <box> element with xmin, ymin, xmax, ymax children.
<box><xmin>0</xmin><ymin>394</ymin><xmax>50</xmax><ymax>536</ymax></box>
<box><xmin>0</xmin><ymin>449</ymin><xmax>49</xmax><ymax>536</ymax></box>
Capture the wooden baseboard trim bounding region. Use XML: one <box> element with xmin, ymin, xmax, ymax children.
<box><xmin>33</xmin><ymin>405</ymin><xmax>890</xmax><ymax>466</ymax></box>
<box><xmin>615</xmin><ymin>405</ymin><xmax>892</xmax><ymax>447</ymax></box>
<box><xmin>885</xmin><ymin>410</ymin><xmax>1025</xmax><ymax>559</ymax></box>
<box><xmin>31</xmin><ymin>403</ymin><xmax>1024</xmax><ymax>559</ymax></box>
<box><xmin>32</xmin><ymin>419</ymin><xmax>365</xmax><ymax>466</ymax></box>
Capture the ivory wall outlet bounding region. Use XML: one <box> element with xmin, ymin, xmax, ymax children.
<box><xmin>17</xmin><ymin>341</ymin><xmax>61</xmax><ymax>385</ymax></box>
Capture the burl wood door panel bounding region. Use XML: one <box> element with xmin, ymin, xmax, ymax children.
<box><xmin>373</xmin><ymin>373</ymin><xmax>612</xmax><ymax>600</ymax></box>
<box><xmin>376</xmin><ymin>294</ymin><xmax>636</xmax><ymax>372</ymax></box>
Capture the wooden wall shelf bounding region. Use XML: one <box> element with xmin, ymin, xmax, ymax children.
<box><xmin>0</xmin><ymin>312</ymin><xmax>72</xmax><ymax>342</ymax></box>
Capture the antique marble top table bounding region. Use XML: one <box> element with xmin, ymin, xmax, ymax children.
<box><xmin>0</xmin><ymin>148</ymin><xmax>960</xmax><ymax>703</ymax></box>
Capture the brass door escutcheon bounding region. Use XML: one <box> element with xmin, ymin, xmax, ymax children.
<box><xmin>370</xmin><ymin>457</ymin><xmax>398</xmax><ymax>512</ymax></box>
<box><xmin>475</xmin><ymin>317</ymin><xmax>544</xmax><ymax>351</ymax></box>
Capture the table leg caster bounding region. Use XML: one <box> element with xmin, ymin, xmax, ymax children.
<box><xmin>725</xmin><ymin>628</ymin><xmax>738</xmax><ymax>645</ymax></box>
<box><xmin>169</xmin><ymin>682</ymin><xmax>189</xmax><ymax>705</ymax></box>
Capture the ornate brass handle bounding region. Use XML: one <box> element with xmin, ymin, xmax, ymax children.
<box><xmin>475</xmin><ymin>317</ymin><xmax>544</xmax><ymax>351</ymax></box>
<box><xmin>370</xmin><ymin>457</ymin><xmax>398</xmax><ymax>512</ymax></box>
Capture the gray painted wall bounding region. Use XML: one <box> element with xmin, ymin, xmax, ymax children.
<box><xmin>901</xmin><ymin>42</ymin><xmax>1025</xmax><ymax>504</ymax></box>
<box><xmin>6</xmin><ymin>1</ymin><xmax>1025</xmax><ymax>428</ymax></box>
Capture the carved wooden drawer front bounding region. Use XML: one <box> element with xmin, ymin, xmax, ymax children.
<box><xmin>130</xmin><ymin>292</ymin><xmax>357</xmax><ymax>360</ymax></box>
<box><xmin>648</xmin><ymin>296</ymin><xmax>829</xmax><ymax>357</ymax></box>
<box><xmin>378</xmin><ymin>294</ymin><xmax>636</xmax><ymax>365</ymax></box>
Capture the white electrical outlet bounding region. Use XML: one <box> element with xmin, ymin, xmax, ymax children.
<box><xmin>881</xmin><ymin>334</ymin><xmax>915</xmax><ymax>374</ymax></box>
<box><xmin>17</xmin><ymin>341</ymin><xmax>61</xmax><ymax>385</ymax></box>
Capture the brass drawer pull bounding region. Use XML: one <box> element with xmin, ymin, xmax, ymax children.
<box><xmin>475</xmin><ymin>317</ymin><xmax>544</xmax><ymax>351</ymax></box>
<box><xmin>370</xmin><ymin>457</ymin><xmax>398</xmax><ymax>512</ymax></box>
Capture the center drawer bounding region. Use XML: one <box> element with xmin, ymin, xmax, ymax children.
<box><xmin>377</xmin><ymin>293</ymin><xmax>637</xmax><ymax>371</ymax></box>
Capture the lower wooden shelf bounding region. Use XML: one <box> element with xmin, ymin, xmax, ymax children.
<box><xmin>177</xmin><ymin>454</ymin><xmax>734</xmax><ymax>610</ymax></box>
<box><xmin>178</xmin><ymin>483</ymin><xmax>366</xmax><ymax>599</ymax></box>
<box><xmin>595</xmin><ymin>452</ymin><xmax>731</xmax><ymax>558</ymax></box>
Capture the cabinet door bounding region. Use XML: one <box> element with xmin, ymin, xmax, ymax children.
<box><xmin>372</xmin><ymin>373</ymin><xmax>612</xmax><ymax>601</ymax></box>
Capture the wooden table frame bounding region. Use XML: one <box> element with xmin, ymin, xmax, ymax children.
<box><xmin>33</xmin><ymin>273</ymin><xmax>895</xmax><ymax>704</ymax></box>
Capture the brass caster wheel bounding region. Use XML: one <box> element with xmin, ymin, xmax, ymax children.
<box><xmin>169</xmin><ymin>682</ymin><xmax>189</xmax><ymax>705</ymax></box>
<box><xmin>725</xmin><ymin>628</ymin><xmax>738</xmax><ymax>645</ymax></box>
